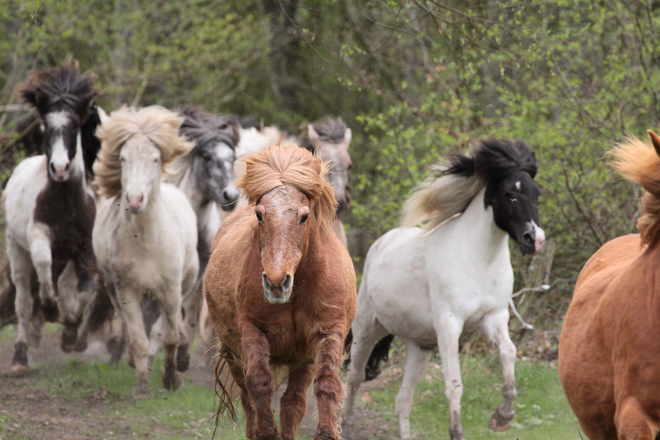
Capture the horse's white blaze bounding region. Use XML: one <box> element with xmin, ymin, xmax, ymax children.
<box><xmin>49</xmin><ymin>136</ymin><xmax>70</xmax><ymax>177</ymax></box>
<box><xmin>515</xmin><ymin>180</ymin><xmax>521</xmax><ymax>189</ymax></box>
<box><xmin>46</xmin><ymin>111</ymin><xmax>69</xmax><ymax>129</ymax></box>
<box><xmin>215</xmin><ymin>142</ymin><xmax>234</xmax><ymax>161</ymax></box>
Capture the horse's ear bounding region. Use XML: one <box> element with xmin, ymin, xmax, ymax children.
<box><xmin>20</xmin><ymin>86</ymin><xmax>45</xmax><ymax>110</ymax></box>
<box><xmin>308</xmin><ymin>124</ymin><xmax>320</xmax><ymax>143</ymax></box>
<box><xmin>343</xmin><ymin>128</ymin><xmax>352</xmax><ymax>147</ymax></box>
<box><xmin>310</xmin><ymin>157</ymin><xmax>322</xmax><ymax>175</ymax></box>
<box><xmin>648</xmin><ymin>130</ymin><xmax>660</xmax><ymax>157</ymax></box>
<box><xmin>79</xmin><ymin>92</ymin><xmax>97</xmax><ymax>122</ymax></box>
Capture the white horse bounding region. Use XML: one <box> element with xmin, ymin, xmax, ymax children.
<box><xmin>3</xmin><ymin>60</ymin><xmax>101</xmax><ymax>371</ymax></box>
<box><xmin>92</xmin><ymin>106</ymin><xmax>199</xmax><ymax>394</ymax></box>
<box><xmin>145</xmin><ymin>107</ymin><xmax>241</xmax><ymax>364</ymax></box>
<box><xmin>342</xmin><ymin>139</ymin><xmax>545</xmax><ymax>440</ymax></box>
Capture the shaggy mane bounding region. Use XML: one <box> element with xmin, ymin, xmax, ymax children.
<box><xmin>402</xmin><ymin>138</ymin><xmax>536</xmax><ymax>230</ymax></box>
<box><xmin>611</xmin><ymin>134</ymin><xmax>660</xmax><ymax>247</ymax></box>
<box><xmin>94</xmin><ymin>106</ymin><xmax>194</xmax><ymax>198</ymax></box>
<box><xmin>238</xmin><ymin>145</ymin><xmax>337</xmax><ymax>229</ymax></box>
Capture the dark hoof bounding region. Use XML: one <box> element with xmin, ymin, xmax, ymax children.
<box><xmin>136</xmin><ymin>379</ymin><xmax>149</xmax><ymax>396</ymax></box>
<box><xmin>163</xmin><ymin>371</ymin><xmax>181</xmax><ymax>391</ymax></box>
<box><xmin>11</xmin><ymin>342</ymin><xmax>28</xmax><ymax>372</ymax></box>
<box><xmin>147</xmin><ymin>355</ymin><xmax>154</xmax><ymax>369</ymax></box>
<box><xmin>176</xmin><ymin>344</ymin><xmax>190</xmax><ymax>372</ymax></box>
<box><xmin>127</xmin><ymin>354</ymin><xmax>136</xmax><ymax>369</ymax></box>
<box><xmin>61</xmin><ymin>326</ymin><xmax>78</xmax><ymax>353</ymax></box>
<box><xmin>488</xmin><ymin>408</ymin><xmax>514</xmax><ymax>432</ymax></box>
<box><xmin>106</xmin><ymin>336</ymin><xmax>124</xmax><ymax>365</ymax></box>
<box><xmin>74</xmin><ymin>338</ymin><xmax>88</xmax><ymax>353</ymax></box>
<box><xmin>314</xmin><ymin>425</ymin><xmax>337</xmax><ymax>440</ymax></box>
<box><xmin>41</xmin><ymin>299</ymin><xmax>59</xmax><ymax>322</ymax></box>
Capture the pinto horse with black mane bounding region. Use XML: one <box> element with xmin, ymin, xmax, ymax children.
<box><xmin>343</xmin><ymin>139</ymin><xmax>545</xmax><ymax>440</ymax></box>
<box><xmin>205</xmin><ymin>146</ymin><xmax>356</xmax><ymax>440</ymax></box>
<box><xmin>2</xmin><ymin>59</ymin><xmax>101</xmax><ymax>371</ymax></box>
<box><xmin>559</xmin><ymin>131</ymin><xmax>660</xmax><ymax>440</ymax></box>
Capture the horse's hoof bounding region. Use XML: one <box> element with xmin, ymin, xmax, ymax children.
<box><xmin>74</xmin><ymin>338</ymin><xmax>88</xmax><ymax>353</ymax></box>
<box><xmin>488</xmin><ymin>409</ymin><xmax>514</xmax><ymax>432</ymax></box>
<box><xmin>136</xmin><ymin>380</ymin><xmax>150</xmax><ymax>397</ymax></box>
<box><xmin>27</xmin><ymin>332</ymin><xmax>41</xmax><ymax>348</ymax></box>
<box><xmin>147</xmin><ymin>355</ymin><xmax>154</xmax><ymax>369</ymax></box>
<box><xmin>176</xmin><ymin>345</ymin><xmax>190</xmax><ymax>372</ymax></box>
<box><xmin>61</xmin><ymin>327</ymin><xmax>78</xmax><ymax>353</ymax></box>
<box><xmin>127</xmin><ymin>355</ymin><xmax>136</xmax><ymax>369</ymax></box>
<box><xmin>41</xmin><ymin>299</ymin><xmax>59</xmax><ymax>322</ymax></box>
<box><xmin>12</xmin><ymin>342</ymin><xmax>28</xmax><ymax>371</ymax></box>
<box><xmin>314</xmin><ymin>425</ymin><xmax>337</xmax><ymax>440</ymax></box>
<box><xmin>163</xmin><ymin>371</ymin><xmax>182</xmax><ymax>391</ymax></box>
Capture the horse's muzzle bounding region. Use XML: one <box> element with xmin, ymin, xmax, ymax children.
<box><xmin>262</xmin><ymin>272</ymin><xmax>293</xmax><ymax>304</ymax></box>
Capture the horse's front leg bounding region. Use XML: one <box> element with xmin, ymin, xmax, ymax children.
<box><xmin>280</xmin><ymin>364</ymin><xmax>314</xmax><ymax>440</ymax></box>
<box><xmin>313</xmin><ymin>329</ymin><xmax>344</xmax><ymax>440</ymax></box>
<box><xmin>8</xmin><ymin>239</ymin><xmax>33</xmax><ymax>371</ymax></box>
<box><xmin>29</xmin><ymin>224</ymin><xmax>58</xmax><ymax>320</ymax></box>
<box><xmin>241</xmin><ymin>321</ymin><xmax>279</xmax><ymax>440</ymax></box>
<box><xmin>118</xmin><ymin>288</ymin><xmax>150</xmax><ymax>395</ymax></box>
<box><xmin>481</xmin><ymin>310</ymin><xmax>517</xmax><ymax>432</ymax></box>
<box><xmin>159</xmin><ymin>288</ymin><xmax>183</xmax><ymax>391</ymax></box>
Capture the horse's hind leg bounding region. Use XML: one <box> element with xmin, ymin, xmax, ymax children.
<box><xmin>280</xmin><ymin>364</ymin><xmax>314</xmax><ymax>440</ymax></box>
<box><xmin>616</xmin><ymin>398</ymin><xmax>660</xmax><ymax>440</ymax></box>
<box><xmin>56</xmin><ymin>261</ymin><xmax>79</xmax><ymax>352</ymax></box>
<box><xmin>396</xmin><ymin>340</ymin><xmax>433</xmax><ymax>440</ymax></box>
<box><xmin>8</xmin><ymin>240</ymin><xmax>33</xmax><ymax>371</ymax></box>
<box><xmin>342</xmin><ymin>313</ymin><xmax>390</xmax><ymax>433</ymax></box>
<box><xmin>435</xmin><ymin>314</ymin><xmax>466</xmax><ymax>440</ymax></box>
<box><xmin>481</xmin><ymin>310</ymin><xmax>517</xmax><ymax>432</ymax></box>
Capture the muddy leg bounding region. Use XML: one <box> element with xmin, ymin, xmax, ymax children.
<box><xmin>160</xmin><ymin>291</ymin><xmax>183</xmax><ymax>390</ymax></box>
<box><xmin>481</xmin><ymin>310</ymin><xmax>517</xmax><ymax>432</ymax></box>
<box><xmin>313</xmin><ymin>329</ymin><xmax>344</xmax><ymax>440</ymax></box>
<box><xmin>241</xmin><ymin>322</ymin><xmax>279</xmax><ymax>440</ymax></box>
<box><xmin>280</xmin><ymin>364</ymin><xmax>314</xmax><ymax>440</ymax></box>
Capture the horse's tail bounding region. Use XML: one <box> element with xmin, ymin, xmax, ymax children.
<box><xmin>0</xmin><ymin>258</ymin><xmax>16</xmax><ymax>328</ymax></box>
<box><xmin>401</xmin><ymin>163</ymin><xmax>481</xmax><ymax>229</ymax></box>
<box><xmin>213</xmin><ymin>347</ymin><xmax>239</xmax><ymax>437</ymax></box>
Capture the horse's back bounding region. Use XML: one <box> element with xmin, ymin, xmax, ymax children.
<box><xmin>4</xmin><ymin>155</ymin><xmax>49</xmax><ymax>248</ymax></box>
<box><xmin>559</xmin><ymin>234</ymin><xmax>644</xmax><ymax>439</ymax></box>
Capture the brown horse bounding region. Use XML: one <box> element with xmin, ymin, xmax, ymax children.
<box><xmin>205</xmin><ymin>146</ymin><xmax>357</xmax><ymax>440</ymax></box>
<box><xmin>559</xmin><ymin>130</ymin><xmax>660</xmax><ymax>440</ymax></box>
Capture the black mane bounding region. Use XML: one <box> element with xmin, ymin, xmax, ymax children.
<box><xmin>18</xmin><ymin>58</ymin><xmax>99</xmax><ymax>176</ymax></box>
<box><xmin>444</xmin><ymin>138</ymin><xmax>537</xmax><ymax>183</ymax></box>
<box><xmin>178</xmin><ymin>107</ymin><xmax>240</xmax><ymax>151</ymax></box>
<box><xmin>19</xmin><ymin>59</ymin><xmax>97</xmax><ymax>119</ymax></box>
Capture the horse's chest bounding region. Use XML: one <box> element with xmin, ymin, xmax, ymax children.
<box><xmin>34</xmin><ymin>183</ymin><xmax>95</xmax><ymax>260</ymax></box>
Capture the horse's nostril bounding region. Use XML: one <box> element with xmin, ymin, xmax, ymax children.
<box><xmin>523</xmin><ymin>232</ymin><xmax>534</xmax><ymax>245</ymax></box>
<box><xmin>262</xmin><ymin>273</ymin><xmax>270</xmax><ymax>292</ymax></box>
<box><xmin>283</xmin><ymin>274</ymin><xmax>292</xmax><ymax>292</ymax></box>
<box><xmin>64</xmin><ymin>163</ymin><xmax>70</xmax><ymax>171</ymax></box>
<box><xmin>50</xmin><ymin>163</ymin><xmax>56</xmax><ymax>174</ymax></box>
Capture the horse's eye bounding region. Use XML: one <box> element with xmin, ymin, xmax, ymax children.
<box><xmin>256</xmin><ymin>211</ymin><xmax>264</xmax><ymax>224</ymax></box>
<box><xmin>300</xmin><ymin>213</ymin><xmax>309</xmax><ymax>225</ymax></box>
<box><xmin>120</xmin><ymin>157</ymin><xmax>126</xmax><ymax>162</ymax></box>
<box><xmin>153</xmin><ymin>158</ymin><xmax>158</xmax><ymax>163</ymax></box>
<box><xmin>203</xmin><ymin>154</ymin><xmax>212</xmax><ymax>162</ymax></box>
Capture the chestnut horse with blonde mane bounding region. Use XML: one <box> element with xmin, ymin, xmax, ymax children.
<box><xmin>559</xmin><ymin>130</ymin><xmax>660</xmax><ymax>440</ymax></box>
<box><xmin>205</xmin><ymin>146</ymin><xmax>356</xmax><ymax>440</ymax></box>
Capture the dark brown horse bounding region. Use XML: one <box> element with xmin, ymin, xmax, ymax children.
<box><xmin>559</xmin><ymin>130</ymin><xmax>660</xmax><ymax>440</ymax></box>
<box><xmin>205</xmin><ymin>146</ymin><xmax>356</xmax><ymax>440</ymax></box>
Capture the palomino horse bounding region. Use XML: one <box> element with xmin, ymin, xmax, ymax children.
<box><xmin>343</xmin><ymin>139</ymin><xmax>545</xmax><ymax>440</ymax></box>
<box><xmin>3</xmin><ymin>59</ymin><xmax>101</xmax><ymax>371</ymax></box>
<box><xmin>205</xmin><ymin>146</ymin><xmax>356</xmax><ymax>440</ymax></box>
<box><xmin>144</xmin><ymin>107</ymin><xmax>241</xmax><ymax>363</ymax></box>
<box><xmin>92</xmin><ymin>106</ymin><xmax>199</xmax><ymax>394</ymax></box>
<box><xmin>558</xmin><ymin>131</ymin><xmax>660</xmax><ymax>440</ymax></box>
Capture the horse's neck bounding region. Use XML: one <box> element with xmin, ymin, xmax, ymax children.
<box><xmin>443</xmin><ymin>187</ymin><xmax>509</xmax><ymax>261</ymax></box>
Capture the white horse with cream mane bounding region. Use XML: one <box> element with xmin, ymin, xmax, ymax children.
<box><xmin>93</xmin><ymin>106</ymin><xmax>199</xmax><ymax>395</ymax></box>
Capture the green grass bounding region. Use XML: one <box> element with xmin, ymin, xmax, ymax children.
<box><xmin>357</xmin><ymin>354</ymin><xmax>581</xmax><ymax>440</ymax></box>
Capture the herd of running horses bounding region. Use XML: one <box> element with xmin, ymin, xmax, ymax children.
<box><xmin>1</xmin><ymin>58</ymin><xmax>659</xmax><ymax>440</ymax></box>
